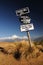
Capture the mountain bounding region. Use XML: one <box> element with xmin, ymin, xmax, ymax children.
<box><xmin>0</xmin><ymin>35</ymin><xmax>28</xmax><ymax>42</ymax></box>
<box><xmin>0</xmin><ymin>34</ymin><xmax>43</xmax><ymax>42</ymax></box>
<box><xmin>34</xmin><ymin>36</ymin><xmax>43</xmax><ymax>42</ymax></box>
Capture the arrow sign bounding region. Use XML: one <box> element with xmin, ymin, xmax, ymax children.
<box><xmin>16</xmin><ymin>7</ymin><xmax>30</xmax><ymax>16</ymax></box>
<box><xmin>20</xmin><ymin>23</ymin><xmax>34</xmax><ymax>32</ymax></box>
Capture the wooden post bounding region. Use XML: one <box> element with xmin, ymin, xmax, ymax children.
<box><xmin>27</xmin><ymin>31</ymin><xmax>32</xmax><ymax>51</ymax></box>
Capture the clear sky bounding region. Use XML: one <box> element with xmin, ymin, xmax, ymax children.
<box><xmin>0</xmin><ymin>0</ymin><xmax>43</xmax><ymax>38</ymax></box>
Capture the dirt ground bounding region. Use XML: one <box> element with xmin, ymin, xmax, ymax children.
<box><xmin>0</xmin><ymin>41</ymin><xmax>43</xmax><ymax>65</ymax></box>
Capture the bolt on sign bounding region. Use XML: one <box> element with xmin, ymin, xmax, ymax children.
<box><xmin>20</xmin><ymin>23</ymin><xmax>34</xmax><ymax>32</ymax></box>
<box><xmin>16</xmin><ymin>7</ymin><xmax>30</xmax><ymax>16</ymax></box>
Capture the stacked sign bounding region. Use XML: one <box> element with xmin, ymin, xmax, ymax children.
<box><xmin>16</xmin><ymin>7</ymin><xmax>34</xmax><ymax>32</ymax></box>
<box><xmin>20</xmin><ymin>24</ymin><xmax>34</xmax><ymax>32</ymax></box>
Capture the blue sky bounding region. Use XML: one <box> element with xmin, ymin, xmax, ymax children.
<box><xmin>0</xmin><ymin>0</ymin><xmax>43</xmax><ymax>38</ymax></box>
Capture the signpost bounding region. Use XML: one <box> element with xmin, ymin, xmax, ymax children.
<box><xmin>16</xmin><ymin>7</ymin><xmax>34</xmax><ymax>50</ymax></box>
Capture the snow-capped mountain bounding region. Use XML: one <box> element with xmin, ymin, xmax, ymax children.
<box><xmin>0</xmin><ymin>35</ymin><xmax>28</xmax><ymax>42</ymax></box>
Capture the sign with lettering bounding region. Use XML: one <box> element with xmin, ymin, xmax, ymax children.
<box><xmin>20</xmin><ymin>23</ymin><xmax>34</xmax><ymax>32</ymax></box>
<box><xmin>19</xmin><ymin>16</ymin><xmax>31</xmax><ymax>23</ymax></box>
<box><xmin>16</xmin><ymin>7</ymin><xmax>30</xmax><ymax>16</ymax></box>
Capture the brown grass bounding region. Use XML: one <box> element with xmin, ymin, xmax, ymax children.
<box><xmin>0</xmin><ymin>40</ymin><xmax>43</xmax><ymax>65</ymax></box>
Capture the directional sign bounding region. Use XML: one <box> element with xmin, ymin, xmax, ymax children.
<box><xmin>20</xmin><ymin>23</ymin><xmax>34</xmax><ymax>32</ymax></box>
<box><xmin>16</xmin><ymin>7</ymin><xmax>30</xmax><ymax>16</ymax></box>
<box><xmin>19</xmin><ymin>16</ymin><xmax>31</xmax><ymax>23</ymax></box>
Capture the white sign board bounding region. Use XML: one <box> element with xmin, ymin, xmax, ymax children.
<box><xmin>19</xmin><ymin>16</ymin><xmax>31</xmax><ymax>23</ymax></box>
<box><xmin>16</xmin><ymin>7</ymin><xmax>30</xmax><ymax>16</ymax></box>
<box><xmin>20</xmin><ymin>23</ymin><xmax>34</xmax><ymax>32</ymax></box>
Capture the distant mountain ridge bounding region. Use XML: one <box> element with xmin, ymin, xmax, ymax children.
<box><xmin>0</xmin><ymin>35</ymin><xmax>28</xmax><ymax>42</ymax></box>
<box><xmin>0</xmin><ymin>35</ymin><xmax>43</xmax><ymax>42</ymax></box>
<box><xmin>34</xmin><ymin>36</ymin><xmax>43</xmax><ymax>42</ymax></box>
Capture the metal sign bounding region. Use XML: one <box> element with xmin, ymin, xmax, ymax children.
<box><xmin>20</xmin><ymin>23</ymin><xmax>34</xmax><ymax>32</ymax></box>
<box><xmin>19</xmin><ymin>16</ymin><xmax>31</xmax><ymax>23</ymax></box>
<box><xmin>16</xmin><ymin>7</ymin><xmax>30</xmax><ymax>16</ymax></box>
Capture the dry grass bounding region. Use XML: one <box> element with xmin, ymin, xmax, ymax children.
<box><xmin>0</xmin><ymin>40</ymin><xmax>43</xmax><ymax>65</ymax></box>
